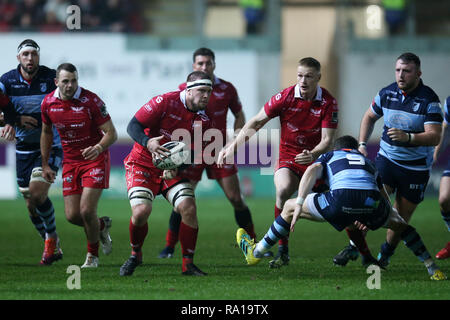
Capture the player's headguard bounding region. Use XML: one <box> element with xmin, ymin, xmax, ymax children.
<box><xmin>17</xmin><ymin>39</ymin><xmax>40</xmax><ymax>55</ymax></box>
<box><xmin>186</xmin><ymin>71</ymin><xmax>212</xmax><ymax>90</ymax></box>
<box><xmin>186</xmin><ymin>79</ymin><xmax>213</xmax><ymax>90</ymax></box>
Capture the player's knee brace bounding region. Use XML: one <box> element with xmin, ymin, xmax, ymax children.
<box><xmin>165</xmin><ymin>182</ymin><xmax>195</xmax><ymax>208</ymax></box>
<box><xmin>128</xmin><ymin>187</ymin><xmax>154</xmax><ymax>206</ymax></box>
<box><xmin>30</xmin><ymin>167</ymin><xmax>50</xmax><ymax>184</ymax></box>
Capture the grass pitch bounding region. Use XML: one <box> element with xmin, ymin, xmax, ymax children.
<box><xmin>0</xmin><ymin>196</ymin><xmax>449</xmax><ymax>301</ymax></box>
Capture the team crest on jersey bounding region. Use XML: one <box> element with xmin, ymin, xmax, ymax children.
<box><xmin>80</xmin><ymin>96</ymin><xmax>89</xmax><ymax>103</ymax></box>
<box><xmin>40</xmin><ymin>83</ymin><xmax>47</xmax><ymax>92</ymax></box>
<box><xmin>297</xmin><ymin>135</ymin><xmax>306</xmax><ymax>146</ymax></box>
<box><xmin>412</xmin><ymin>102</ymin><xmax>420</xmax><ymax>112</ymax></box>
<box><xmin>71</xmin><ymin>106</ymin><xmax>84</xmax><ymax>113</ymax></box>
<box><xmin>310</xmin><ymin>108</ymin><xmax>321</xmax><ymax>117</ymax></box>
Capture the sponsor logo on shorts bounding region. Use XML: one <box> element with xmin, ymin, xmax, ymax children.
<box><xmin>93</xmin><ymin>176</ymin><xmax>104</xmax><ymax>183</ymax></box>
<box><xmin>90</xmin><ymin>168</ymin><xmax>104</xmax><ymax>176</ymax></box>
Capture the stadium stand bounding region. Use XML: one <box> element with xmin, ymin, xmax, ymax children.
<box><xmin>0</xmin><ymin>0</ymin><xmax>146</xmax><ymax>33</ymax></box>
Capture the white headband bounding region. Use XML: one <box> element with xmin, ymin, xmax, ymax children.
<box><xmin>186</xmin><ymin>79</ymin><xmax>212</xmax><ymax>90</ymax></box>
<box><xmin>17</xmin><ymin>44</ymin><xmax>40</xmax><ymax>55</ymax></box>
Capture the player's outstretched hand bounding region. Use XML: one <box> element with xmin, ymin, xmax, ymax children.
<box><xmin>0</xmin><ymin>124</ymin><xmax>15</xmax><ymax>141</ymax></box>
<box><xmin>42</xmin><ymin>165</ymin><xmax>56</xmax><ymax>183</ymax></box>
<box><xmin>295</xmin><ymin>150</ymin><xmax>314</xmax><ymax>164</ymax></box>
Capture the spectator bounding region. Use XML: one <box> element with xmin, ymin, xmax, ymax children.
<box><xmin>40</xmin><ymin>10</ymin><xmax>65</xmax><ymax>32</ymax></box>
<box><xmin>100</xmin><ymin>0</ymin><xmax>127</xmax><ymax>32</ymax></box>
<box><xmin>43</xmin><ymin>0</ymin><xmax>70</xmax><ymax>24</ymax></box>
<box><xmin>75</xmin><ymin>0</ymin><xmax>102</xmax><ymax>31</ymax></box>
<box><xmin>17</xmin><ymin>0</ymin><xmax>45</xmax><ymax>30</ymax></box>
<box><xmin>0</xmin><ymin>0</ymin><xmax>145</xmax><ymax>33</ymax></box>
<box><xmin>239</xmin><ymin>0</ymin><xmax>264</xmax><ymax>35</ymax></box>
<box><xmin>382</xmin><ymin>0</ymin><xmax>408</xmax><ymax>35</ymax></box>
<box><xmin>0</xmin><ymin>0</ymin><xmax>18</xmax><ymax>31</ymax></box>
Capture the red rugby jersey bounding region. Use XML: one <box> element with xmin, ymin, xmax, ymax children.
<box><xmin>41</xmin><ymin>87</ymin><xmax>111</xmax><ymax>163</ymax></box>
<box><xmin>264</xmin><ymin>84</ymin><xmax>338</xmax><ymax>159</ymax></box>
<box><xmin>129</xmin><ymin>90</ymin><xmax>213</xmax><ymax>168</ymax></box>
<box><xmin>179</xmin><ymin>77</ymin><xmax>242</xmax><ymax>140</ymax></box>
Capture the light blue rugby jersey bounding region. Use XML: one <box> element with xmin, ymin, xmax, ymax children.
<box><xmin>0</xmin><ymin>65</ymin><xmax>61</xmax><ymax>152</ymax></box>
<box><xmin>370</xmin><ymin>80</ymin><xmax>443</xmax><ymax>171</ymax></box>
<box><xmin>444</xmin><ymin>97</ymin><xmax>450</xmax><ymax>124</ymax></box>
<box><xmin>317</xmin><ymin>149</ymin><xmax>380</xmax><ymax>191</ymax></box>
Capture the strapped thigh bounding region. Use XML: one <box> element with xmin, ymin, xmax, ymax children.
<box><xmin>128</xmin><ymin>186</ymin><xmax>154</xmax><ymax>206</ymax></box>
<box><xmin>164</xmin><ymin>182</ymin><xmax>195</xmax><ymax>208</ymax></box>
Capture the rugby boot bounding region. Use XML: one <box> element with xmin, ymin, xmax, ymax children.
<box><xmin>269</xmin><ymin>245</ymin><xmax>290</xmax><ymax>269</ymax></box>
<box><xmin>81</xmin><ymin>252</ymin><xmax>99</xmax><ymax>268</ymax></box>
<box><xmin>430</xmin><ymin>269</ymin><xmax>447</xmax><ymax>281</ymax></box>
<box><xmin>333</xmin><ymin>245</ymin><xmax>359</xmax><ymax>266</ymax></box>
<box><xmin>435</xmin><ymin>242</ymin><xmax>450</xmax><ymax>260</ymax></box>
<box><xmin>237</xmin><ymin>228</ymin><xmax>261</xmax><ymax>266</ymax></box>
<box><xmin>182</xmin><ymin>263</ymin><xmax>207</xmax><ymax>276</ymax></box>
<box><xmin>40</xmin><ymin>237</ymin><xmax>63</xmax><ymax>265</ymax></box>
<box><xmin>119</xmin><ymin>255</ymin><xmax>142</xmax><ymax>276</ymax></box>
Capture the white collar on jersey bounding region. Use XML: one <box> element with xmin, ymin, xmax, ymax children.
<box><xmin>53</xmin><ymin>86</ymin><xmax>82</xmax><ymax>100</ymax></box>
<box><xmin>180</xmin><ymin>89</ymin><xmax>187</xmax><ymax>108</ymax></box>
<box><xmin>294</xmin><ymin>84</ymin><xmax>322</xmax><ymax>101</ymax></box>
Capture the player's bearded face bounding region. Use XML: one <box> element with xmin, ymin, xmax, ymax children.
<box><xmin>56</xmin><ymin>70</ymin><xmax>79</xmax><ymax>100</ymax></box>
<box><xmin>395</xmin><ymin>60</ymin><xmax>421</xmax><ymax>93</ymax></box>
<box><xmin>17</xmin><ymin>49</ymin><xmax>39</xmax><ymax>76</ymax></box>
<box><xmin>297</xmin><ymin>65</ymin><xmax>321</xmax><ymax>100</ymax></box>
<box><xmin>188</xmin><ymin>87</ymin><xmax>212</xmax><ymax>111</ymax></box>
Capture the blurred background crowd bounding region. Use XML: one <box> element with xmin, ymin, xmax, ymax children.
<box><xmin>0</xmin><ymin>0</ymin><xmax>145</xmax><ymax>33</ymax></box>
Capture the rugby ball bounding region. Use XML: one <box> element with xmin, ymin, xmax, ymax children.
<box><xmin>152</xmin><ymin>141</ymin><xmax>189</xmax><ymax>170</ymax></box>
